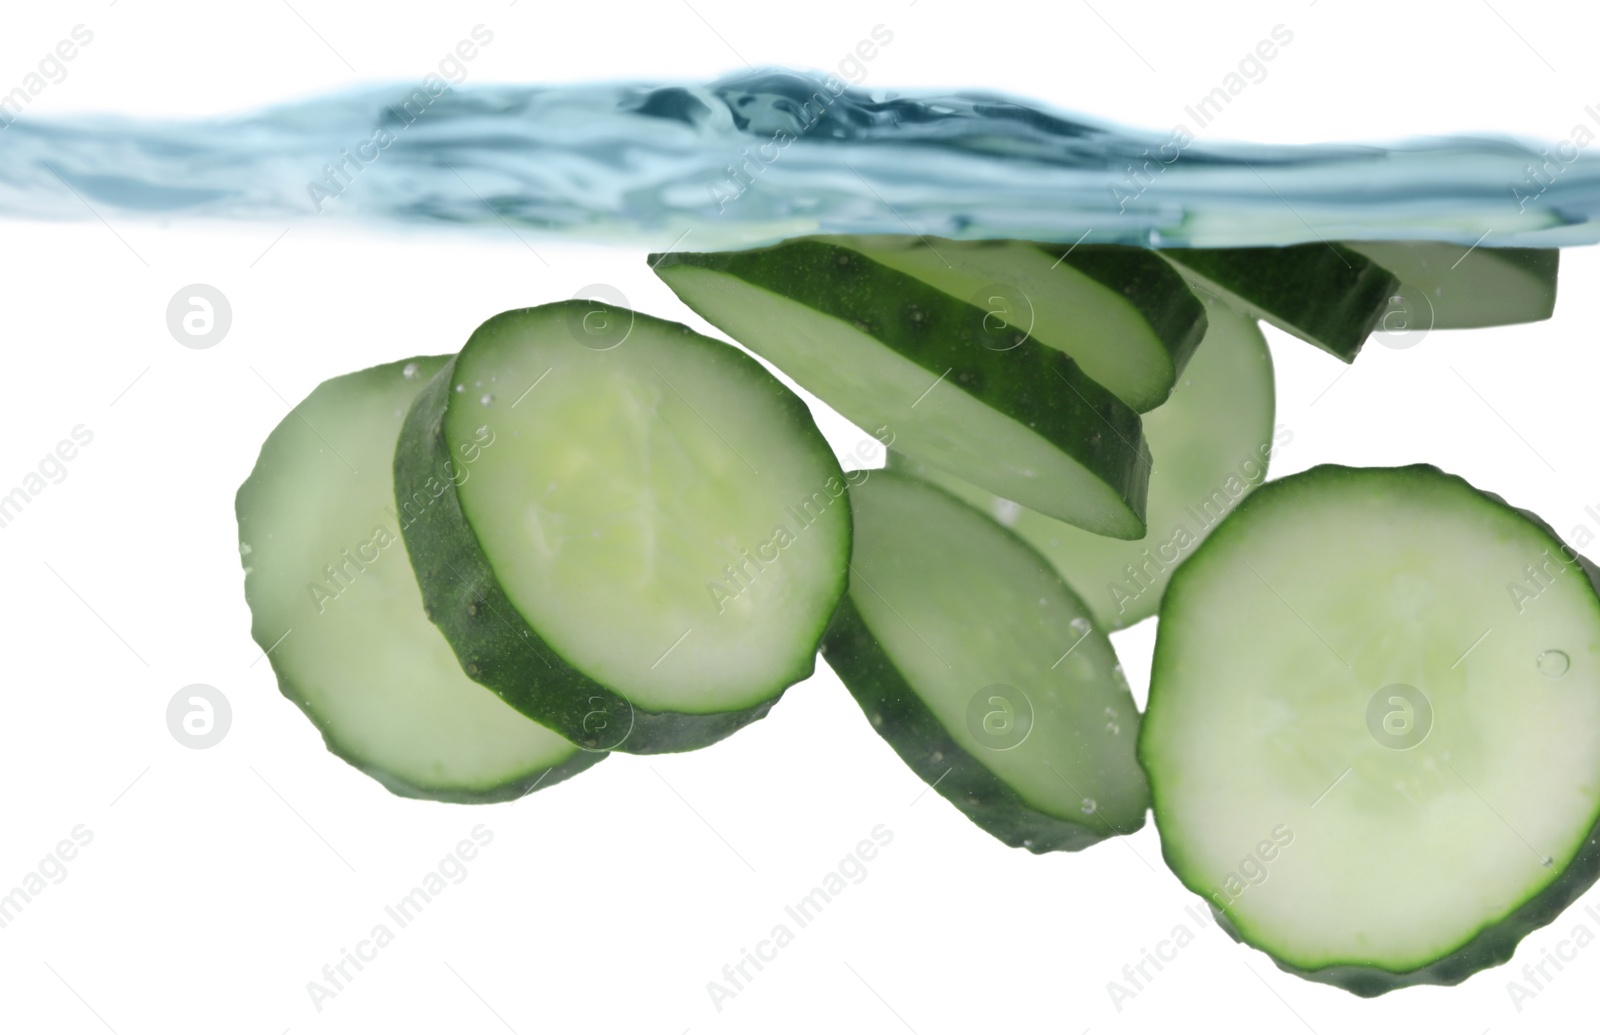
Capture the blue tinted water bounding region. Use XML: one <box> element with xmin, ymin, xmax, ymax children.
<box><xmin>3</xmin><ymin>70</ymin><xmax>1598</xmax><ymax>250</ymax></box>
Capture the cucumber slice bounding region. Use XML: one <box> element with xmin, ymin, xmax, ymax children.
<box><xmin>236</xmin><ymin>357</ymin><xmax>603</xmax><ymax>802</ymax></box>
<box><xmin>652</xmin><ymin>239</ymin><xmax>1152</xmax><ymax>538</ymax></box>
<box><xmin>891</xmin><ymin>295</ymin><xmax>1276</xmax><ymax>630</ymax></box>
<box><xmin>1343</xmin><ymin>241</ymin><xmax>1558</xmax><ymax>329</ymax></box>
<box><xmin>820</xmin><ymin>469</ymin><xmax>1148</xmax><ymax>852</ymax></box>
<box><xmin>1160</xmin><ymin>243</ymin><xmax>1398</xmax><ymax>362</ymax></box>
<box><xmin>395</xmin><ymin>303</ymin><xmax>851</xmax><ymax>754</ymax></box>
<box><xmin>1141</xmin><ymin>464</ymin><xmax>1600</xmax><ymax>994</ymax></box>
<box><xmin>814</xmin><ymin>235</ymin><xmax>1206</xmax><ymax>412</ymax></box>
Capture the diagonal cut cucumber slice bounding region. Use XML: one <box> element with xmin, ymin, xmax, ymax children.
<box><xmin>1141</xmin><ymin>464</ymin><xmax>1600</xmax><ymax>994</ymax></box>
<box><xmin>815</xmin><ymin>235</ymin><xmax>1207</xmax><ymax>412</ymax></box>
<box><xmin>1343</xmin><ymin>241</ymin><xmax>1558</xmax><ymax>329</ymax></box>
<box><xmin>395</xmin><ymin>303</ymin><xmax>851</xmax><ymax>754</ymax></box>
<box><xmin>235</xmin><ymin>356</ymin><xmax>603</xmax><ymax>802</ymax></box>
<box><xmin>821</xmin><ymin>469</ymin><xmax>1149</xmax><ymax>852</ymax></box>
<box><xmin>653</xmin><ymin>238</ymin><xmax>1152</xmax><ymax>538</ymax></box>
<box><xmin>892</xmin><ymin>295</ymin><xmax>1277</xmax><ymax>629</ymax></box>
<box><xmin>1161</xmin><ymin>243</ymin><xmax>1398</xmax><ymax>362</ymax></box>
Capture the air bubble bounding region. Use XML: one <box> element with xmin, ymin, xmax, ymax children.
<box><xmin>1538</xmin><ymin>649</ymin><xmax>1570</xmax><ymax>677</ymax></box>
<box><xmin>239</xmin><ymin>542</ymin><xmax>252</xmax><ymax>556</ymax></box>
<box><xmin>1105</xmin><ymin>722</ymin><xmax>1121</xmax><ymax>735</ymax></box>
<box><xmin>402</xmin><ymin>362</ymin><xmax>420</xmax><ymax>380</ymax></box>
<box><xmin>454</xmin><ymin>384</ymin><xmax>465</xmax><ymax>394</ymax></box>
<box><xmin>480</xmin><ymin>393</ymin><xmax>495</xmax><ymax>407</ymax></box>
<box><xmin>930</xmin><ymin>751</ymin><xmax>943</xmax><ymax>764</ymax></box>
<box><xmin>1104</xmin><ymin>706</ymin><xmax>1116</xmax><ymax>718</ymax></box>
<box><xmin>1070</xmin><ymin>617</ymin><xmax>1091</xmax><ymax>635</ymax></box>
<box><xmin>1080</xmin><ymin>798</ymin><xmax>1097</xmax><ymax>815</ymax></box>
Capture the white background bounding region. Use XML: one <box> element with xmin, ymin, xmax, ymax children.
<box><xmin>1</xmin><ymin>1</ymin><xmax>1599</xmax><ymax>1032</ymax></box>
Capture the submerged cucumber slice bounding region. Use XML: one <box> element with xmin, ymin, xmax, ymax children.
<box><xmin>1161</xmin><ymin>243</ymin><xmax>1398</xmax><ymax>362</ymax></box>
<box><xmin>1343</xmin><ymin>241</ymin><xmax>1558</xmax><ymax>329</ymax></box>
<box><xmin>653</xmin><ymin>239</ymin><xmax>1152</xmax><ymax>538</ymax></box>
<box><xmin>892</xmin><ymin>296</ymin><xmax>1276</xmax><ymax>630</ymax></box>
<box><xmin>396</xmin><ymin>303</ymin><xmax>851</xmax><ymax>754</ymax></box>
<box><xmin>816</xmin><ymin>235</ymin><xmax>1206</xmax><ymax>412</ymax></box>
<box><xmin>821</xmin><ymin>470</ymin><xmax>1148</xmax><ymax>852</ymax></box>
<box><xmin>236</xmin><ymin>357</ymin><xmax>602</xmax><ymax>802</ymax></box>
<box><xmin>1141</xmin><ymin>464</ymin><xmax>1600</xmax><ymax>994</ymax></box>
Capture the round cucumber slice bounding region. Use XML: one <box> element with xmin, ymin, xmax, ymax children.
<box><xmin>236</xmin><ymin>356</ymin><xmax>603</xmax><ymax>802</ymax></box>
<box><xmin>395</xmin><ymin>302</ymin><xmax>851</xmax><ymax>754</ymax></box>
<box><xmin>652</xmin><ymin>238</ymin><xmax>1153</xmax><ymax>538</ymax></box>
<box><xmin>1141</xmin><ymin>464</ymin><xmax>1600</xmax><ymax>994</ymax></box>
<box><xmin>821</xmin><ymin>469</ymin><xmax>1149</xmax><ymax>852</ymax></box>
<box><xmin>817</xmin><ymin>235</ymin><xmax>1206</xmax><ymax>412</ymax></box>
<box><xmin>891</xmin><ymin>295</ymin><xmax>1277</xmax><ymax>629</ymax></box>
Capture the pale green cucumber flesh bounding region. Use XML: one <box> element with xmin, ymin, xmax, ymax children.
<box><xmin>821</xmin><ymin>470</ymin><xmax>1148</xmax><ymax>850</ymax></box>
<box><xmin>652</xmin><ymin>239</ymin><xmax>1151</xmax><ymax>538</ymax></box>
<box><xmin>817</xmin><ymin>235</ymin><xmax>1206</xmax><ymax>412</ymax></box>
<box><xmin>1141</xmin><ymin>464</ymin><xmax>1600</xmax><ymax>993</ymax></box>
<box><xmin>1161</xmin><ymin>243</ymin><xmax>1398</xmax><ymax>362</ymax></box>
<box><xmin>396</xmin><ymin>302</ymin><xmax>850</xmax><ymax>753</ymax></box>
<box><xmin>1343</xmin><ymin>241</ymin><xmax>1558</xmax><ymax>329</ymax></box>
<box><xmin>893</xmin><ymin>295</ymin><xmax>1276</xmax><ymax>630</ymax></box>
<box><xmin>235</xmin><ymin>356</ymin><xmax>602</xmax><ymax>802</ymax></box>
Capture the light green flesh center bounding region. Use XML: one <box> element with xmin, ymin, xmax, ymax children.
<box><xmin>1344</xmin><ymin>241</ymin><xmax>1554</xmax><ymax>329</ymax></box>
<box><xmin>1150</xmin><ymin>475</ymin><xmax>1600</xmax><ymax>969</ymax></box>
<box><xmin>898</xmin><ymin>297</ymin><xmax>1273</xmax><ymax>630</ymax></box>
<box><xmin>450</xmin><ymin>312</ymin><xmax>847</xmax><ymax>713</ymax></box>
<box><xmin>823</xmin><ymin>235</ymin><xmax>1172</xmax><ymax>411</ymax></box>
<box><xmin>660</xmin><ymin>265</ymin><xmax>1137</xmax><ymax>537</ymax></box>
<box><xmin>848</xmin><ymin>473</ymin><xmax>1147</xmax><ymax>831</ymax></box>
<box><xmin>239</xmin><ymin>359</ymin><xmax>578</xmax><ymax>791</ymax></box>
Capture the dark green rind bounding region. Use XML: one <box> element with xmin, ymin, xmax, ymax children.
<box><xmin>1032</xmin><ymin>242</ymin><xmax>1209</xmax><ymax>394</ymax></box>
<box><xmin>652</xmin><ymin>239</ymin><xmax>1152</xmax><ymax>537</ymax></box>
<box><xmin>394</xmin><ymin>349</ymin><xmax>786</xmax><ymax>756</ymax></box>
<box><xmin>1142</xmin><ymin>463</ymin><xmax>1600</xmax><ymax>995</ymax></box>
<box><xmin>237</xmin><ymin>356</ymin><xmax>605</xmax><ymax>804</ymax></box>
<box><xmin>821</xmin><ymin>596</ymin><xmax>1133</xmax><ymax>853</ymax></box>
<box><xmin>1160</xmin><ymin>243</ymin><xmax>1399</xmax><ymax>362</ymax></box>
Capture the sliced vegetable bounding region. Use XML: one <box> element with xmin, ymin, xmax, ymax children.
<box><xmin>892</xmin><ymin>295</ymin><xmax>1277</xmax><ymax>629</ymax></box>
<box><xmin>236</xmin><ymin>356</ymin><xmax>603</xmax><ymax>802</ymax></box>
<box><xmin>1141</xmin><ymin>464</ymin><xmax>1600</xmax><ymax>994</ymax></box>
<box><xmin>1343</xmin><ymin>241</ymin><xmax>1558</xmax><ymax>329</ymax></box>
<box><xmin>652</xmin><ymin>238</ymin><xmax>1152</xmax><ymax>538</ymax></box>
<box><xmin>816</xmin><ymin>235</ymin><xmax>1206</xmax><ymax>412</ymax></box>
<box><xmin>821</xmin><ymin>469</ymin><xmax>1149</xmax><ymax>853</ymax></box>
<box><xmin>395</xmin><ymin>302</ymin><xmax>851</xmax><ymax>754</ymax></box>
<box><xmin>1160</xmin><ymin>243</ymin><xmax>1398</xmax><ymax>362</ymax></box>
